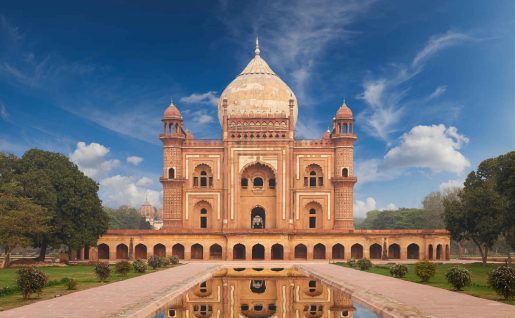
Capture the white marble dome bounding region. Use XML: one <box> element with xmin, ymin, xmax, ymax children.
<box><xmin>217</xmin><ymin>39</ymin><xmax>298</xmax><ymax>127</ymax></box>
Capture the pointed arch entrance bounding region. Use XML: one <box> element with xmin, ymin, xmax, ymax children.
<box><xmin>294</xmin><ymin>244</ymin><xmax>307</xmax><ymax>259</ymax></box>
<box><xmin>233</xmin><ymin>244</ymin><xmax>246</xmax><ymax>260</ymax></box>
<box><xmin>172</xmin><ymin>243</ymin><xmax>185</xmax><ymax>259</ymax></box>
<box><xmin>252</xmin><ymin>244</ymin><xmax>265</xmax><ymax>260</ymax></box>
<box><xmin>271</xmin><ymin>244</ymin><xmax>284</xmax><ymax>260</ymax></box>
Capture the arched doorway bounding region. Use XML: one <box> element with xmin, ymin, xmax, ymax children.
<box><xmin>271</xmin><ymin>244</ymin><xmax>284</xmax><ymax>260</ymax></box>
<box><xmin>210</xmin><ymin>244</ymin><xmax>222</xmax><ymax>259</ymax></box>
<box><xmin>295</xmin><ymin>244</ymin><xmax>307</xmax><ymax>259</ymax></box>
<box><xmin>154</xmin><ymin>244</ymin><xmax>166</xmax><ymax>257</ymax></box>
<box><xmin>233</xmin><ymin>244</ymin><xmax>246</xmax><ymax>260</ymax></box>
<box><xmin>191</xmin><ymin>244</ymin><xmax>204</xmax><ymax>260</ymax></box>
<box><xmin>351</xmin><ymin>244</ymin><xmax>363</xmax><ymax>259</ymax></box>
<box><xmin>98</xmin><ymin>244</ymin><xmax>109</xmax><ymax>259</ymax></box>
<box><xmin>116</xmin><ymin>244</ymin><xmax>129</xmax><ymax>259</ymax></box>
<box><xmin>388</xmin><ymin>244</ymin><xmax>400</xmax><ymax>259</ymax></box>
<box><xmin>369</xmin><ymin>244</ymin><xmax>382</xmax><ymax>260</ymax></box>
<box><xmin>332</xmin><ymin>244</ymin><xmax>344</xmax><ymax>260</ymax></box>
<box><xmin>407</xmin><ymin>243</ymin><xmax>420</xmax><ymax>259</ymax></box>
<box><xmin>135</xmin><ymin>243</ymin><xmax>147</xmax><ymax>259</ymax></box>
<box><xmin>251</xmin><ymin>207</ymin><xmax>266</xmax><ymax>229</ymax></box>
<box><xmin>428</xmin><ymin>244</ymin><xmax>434</xmax><ymax>260</ymax></box>
<box><xmin>172</xmin><ymin>243</ymin><xmax>185</xmax><ymax>259</ymax></box>
<box><xmin>313</xmin><ymin>244</ymin><xmax>326</xmax><ymax>259</ymax></box>
<box><xmin>252</xmin><ymin>244</ymin><xmax>265</xmax><ymax>260</ymax></box>
<box><xmin>436</xmin><ymin>244</ymin><xmax>443</xmax><ymax>260</ymax></box>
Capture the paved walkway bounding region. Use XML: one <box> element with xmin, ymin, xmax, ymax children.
<box><xmin>0</xmin><ymin>263</ymin><xmax>220</xmax><ymax>318</ymax></box>
<box><xmin>298</xmin><ymin>264</ymin><xmax>515</xmax><ymax>318</ymax></box>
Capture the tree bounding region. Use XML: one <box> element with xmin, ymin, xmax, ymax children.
<box><xmin>358</xmin><ymin>208</ymin><xmax>443</xmax><ymax>230</ymax></box>
<box><xmin>0</xmin><ymin>189</ymin><xmax>48</xmax><ymax>268</ymax></box>
<box><xmin>494</xmin><ymin>151</ymin><xmax>515</xmax><ymax>263</ymax></box>
<box><xmin>17</xmin><ymin>149</ymin><xmax>108</xmax><ymax>260</ymax></box>
<box><xmin>105</xmin><ymin>205</ymin><xmax>152</xmax><ymax>230</ymax></box>
<box><xmin>444</xmin><ymin>156</ymin><xmax>506</xmax><ymax>265</ymax></box>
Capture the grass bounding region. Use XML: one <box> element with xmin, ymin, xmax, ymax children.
<box><xmin>336</xmin><ymin>262</ymin><xmax>514</xmax><ymax>305</ymax></box>
<box><xmin>0</xmin><ymin>263</ymin><xmax>177</xmax><ymax>311</ymax></box>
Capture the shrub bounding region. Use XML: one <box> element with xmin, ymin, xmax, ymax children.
<box><xmin>133</xmin><ymin>259</ymin><xmax>147</xmax><ymax>273</ymax></box>
<box><xmin>159</xmin><ymin>257</ymin><xmax>170</xmax><ymax>267</ymax></box>
<box><xmin>62</xmin><ymin>277</ymin><xmax>78</xmax><ymax>290</ymax></box>
<box><xmin>169</xmin><ymin>255</ymin><xmax>180</xmax><ymax>265</ymax></box>
<box><xmin>488</xmin><ymin>265</ymin><xmax>515</xmax><ymax>300</ymax></box>
<box><xmin>115</xmin><ymin>260</ymin><xmax>131</xmax><ymax>276</ymax></box>
<box><xmin>414</xmin><ymin>261</ymin><xmax>437</xmax><ymax>282</ymax></box>
<box><xmin>445</xmin><ymin>266</ymin><xmax>471</xmax><ymax>291</ymax></box>
<box><xmin>357</xmin><ymin>258</ymin><xmax>372</xmax><ymax>271</ymax></box>
<box><xmin>389</xmin><ymin>264</ymin><xmax>408</xmax><ymax>278</ymax></box>
<box><xmin>147</xmin><ymin>255</ymin><xmax>160</xmax><ymax>270</ymax></box>
<box><xmin>347</xmin><ymin>259</ymin><xmax>356</xmax><ymax>268</ymax></box>
<box><xmin>16</xmin><ymin>267</ymin><xmax>49</xmax><ymax>299</ymax></box>
<box><xmin>94</xmin><ymin>262</ymin><xmax>111</xmax><ymax>282</ymax></box>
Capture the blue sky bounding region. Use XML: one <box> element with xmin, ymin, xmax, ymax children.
<box><xmin>0</xmin><ymin>0</ymin><xmax>514</xmax><ymax>216</ymax></box>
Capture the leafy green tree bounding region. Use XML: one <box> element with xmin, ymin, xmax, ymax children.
<box><xmin>0</xmin><ymin>188</ymin><xmax>49</xmax><ymax>268</ymax></box>
<box><xmin>105</xmin><ymin>205</ymin><xmax>152</xmax><ymax>230</ymax></box>
<box><xmin>444</xmin><ymin>156</ymin><xmax>506</xmax><ymax>265</ymax></box>
<box><xmin>494</xmin><ymin>151</ymin><xmax>515</xmax><ymax>260</ymax></box>
<box><xmin>17</xmin><ymin>149</ymin><xmax>108</xmax><ymax>260</ymax></box>
<box><xmin>358</xmin><ymin>208</ymin><xmax>443</xmax><ymax>230</ymax></box>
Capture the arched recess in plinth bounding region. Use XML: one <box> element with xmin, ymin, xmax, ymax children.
<box><xmin>332</xmin><ymin>244</ymin><xmax>344</xmax><ymax>260</ymax></box>
<box><xmin>98</xmin><ymin>244</ymin><xmax>109</xmax><ymax>259</ymax></box>
<box><xmin>294</xmin><ymin>244</ymin><xmax>307</xmax><ymax>259</ymax></box>
<box><xmin>369</xmin><ymin>243</ymin><xmax>382</xmax><ymax>260</ymax></box>
<box><xmin>388</xmin><ymin>244</ymin><xmax>400</xmax><ymax>259</ymax></box>
<box><xmin>313</xmin><ymin>244</ymin><xmax>326</xmax><ymax>260</ymax></box>
<box><xmin>252</xmin><ymin>244</ymin><xmax>265</xmax><ymax>260</ymax></box>
<box><xmin>154</xmin><ymin>243</ymin><xmax>166</xmax><ymax>257</ymax></box>
<box><xmin>436</xmin><ymin>244</ymin><xmax>443</xmax><ymax>260</ymax></box>
<box><xmin>135</xmin><ymin>243</ymin><xmax>147</xmax><ymax>259</ymax></box>
<box><xmin>350</xmin><ymin>243</ymin><xmax>363</xmax><ymax>259</ymax></box>
<box><xmin>271</xmin><ymin>244</ymin><xmax>284</xmax><ymax>260</ymax></box>
<box><xmin>407</xmin><ymin>243</ymin><xmax>420</xmax><ymax>259</ymax></box>
<box><xmin>428</xmin><ymin>244</ymin><xmax>434</xmax><ymax>260</ymax></box>
<box><xmin>210</xmin><ymin>244</ymin><xmax>222</xmax><ymax>259</ymax></box>
<box><xmin>116</xmin><ymin>244</ymin><xmax>129</xmax><ymax>259</ymax></box>
<box><xmin>191</xmin><ymin>244</ymin><xmax>204</xmax><ymax>260</ymax></box>
<box><xmin>233</xmin><ymin>244</ymin><xmax>246</xmax><ymax>260</ymax></box>
<box><xmin>172</xmin><ymin>243</ymin><xmax>185</xmax><ymax>259</ymax></box>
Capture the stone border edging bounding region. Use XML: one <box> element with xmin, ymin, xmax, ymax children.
<box><xmin>117</xmin><ymin>264</ymin><xmax>222</xmax><ymax>318</ymax></box>
<box><xmin>295</xmin><ymin>264</ymin><xmax>433</xmax><ymax>318</ymax></box>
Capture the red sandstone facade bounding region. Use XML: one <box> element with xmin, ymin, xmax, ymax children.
<box><xmin>91</xmin><ymin>41</ymin><xmax>450</xmax><ymax>262</ymax></box>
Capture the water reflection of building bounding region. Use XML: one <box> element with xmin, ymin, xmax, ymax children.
<box><xmin>162</xmin><ymin>268</ymin><xmax>355</xmax><ymax>318</ymax></box>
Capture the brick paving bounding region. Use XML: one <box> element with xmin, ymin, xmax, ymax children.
<box><xmin>298</xmin><ymin>263</ymin><xmax>515</xmax><ymax>318</ymax></box>
<box><xmin>0</xmin><ymin>263</ymin><xmax>220</xmax><ymax>318</ymax></box>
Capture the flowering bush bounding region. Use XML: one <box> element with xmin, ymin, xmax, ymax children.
<box><xmin>389</xmin><ymin>264</ymin><xmax>408</xmax><ymax>278</ymax></box>
<box><xmin>115</xmin><ymin>260</ymin><xmax>131</xmax><ymax>276</ymax></box>
<box><xmin>445</xmin><ymin>266</ymin><xmax>471</xmax><ymax>291</ymax></box>
<box><xmin>133</xmin><ymin>259</ymin><xmax>147</xmax><ymax>273</ymax></box>
<box><xmin>16</xmin><ymin>267</ymin><xmax>48</xmax><ymax>299</ymax></box>
<box><xmin>169</xmin><ymin>255</ymin><xmax>180</xmax><ymax>265</ymax></box>
<box><xmin>414</xmin><ymin>261</ymin><xmax>436</xmax><ymax>282</ymax></box>
<box><xmin>94</xmin><ymin>262</ymin><xmax>111</xmax><ymax>282</ymax></box>
<box><xmin>147</xmin><ymin>255</ymin><xmax>160</xmax><ymax>270</ymax></box>
<box><xmin>357</xmin><ymin>258</ymin><xmax>372</xmax><ymax>271</ymax></box>
<box><xmin>488</xmin><ymin>265</ymin><xmax>514</xmax><ymax>299</ymax></box>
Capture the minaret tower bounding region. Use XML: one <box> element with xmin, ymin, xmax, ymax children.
<box><xmin>160</xmin><ymin>101</ymin><xmax>185</xmax><ymax>228</ymax></box>
<box><xmin>331</xmin><ymin>101</ymin><xmax>357</xmax><ymax>229</ymax></box>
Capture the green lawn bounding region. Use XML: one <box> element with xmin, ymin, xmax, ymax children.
<box><xmin>335</xmin><ymin>262</ymin><xmax>514</xmax><ymax>305</ymax></box>
<box><xmin>0</xmin><ymin>264</ymin><xmax>176</xmax><ymax>311</ymax></box>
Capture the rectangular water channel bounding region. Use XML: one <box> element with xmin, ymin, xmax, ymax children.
<box><xmin>151</xmin><ymin>267</ymin><xmax>379</xmax><ymax>318</ymax></box>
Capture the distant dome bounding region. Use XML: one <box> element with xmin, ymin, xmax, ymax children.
<box><xmin>335</xmin><ymin>101</ymin><xmax>353</xmax><ymax>119</ymax></box>
<box><xmin>218</xmin><ymin>38</ymin><xmax>298</xmax><ymax>127</ymax></box>
<box><xmin>138</xmin><ymin>200</ymin><xmax>154</xmax><ymax>219</ymax></box>
<box><xmin>163</xmin><ymin>101</ymin><xmax>182</xmax><ymax>119</ymax></box>
<box><xmin>155</xmin><ymin>208</ymin><xmax>163</xmax><ymax>220</ymax></box>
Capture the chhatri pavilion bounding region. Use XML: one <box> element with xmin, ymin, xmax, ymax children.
<box><xmin>90</xmin><ymin>40</ymin><xmax>449</xmax><ymax>262</ymax></box>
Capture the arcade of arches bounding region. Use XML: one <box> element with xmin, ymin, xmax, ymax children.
<box><xmin>91</xmin><ymin>41</ymin><xmax>450</xmax><ymax>261</ymax></box>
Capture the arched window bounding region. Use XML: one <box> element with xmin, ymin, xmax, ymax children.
<box><xmin>241</xmin><ymin>178</ymin><xmax>248</xmax><ymax>188</ymax></box>
<box><xmin>253</xmin><ymin>177</ymin><xmax>264</xmax><ymax>188</ymax></box>
<box><xmin>251</xmin><ymin>207</ymin><xmax>265</xmax><ymax>229</ymax></box>
<box><xmin>193</xmin><ymin>164</ymin><xmax>213</xmax><ymax>188</ymax></box>
<box><xmin>268</xmin><ymin>178</ymin><xmax>276</xmax><ymax>189</ymax></box>
<box><xmin>342</xmin><ymin>168</ymin><xmax>349</xmax><ymax>177</ymax></box>
<box><xmin>309</xmin><ymin>208</ymin><xmax>316</xmax><ymax>229</ymax></box>
<box><xmin>168</xmin><ymin>167</ymin><xmax>175</xmax><ymax>179</ymax></box>
<box><xmin>304</xmin><ymin>164</ymin><xmax>323</xmax><ymax>187</ymax></box>
<box><xmin>200</xmin><ymin>208</ymin><xmax>207</xmax><ymax>229</ymax></box>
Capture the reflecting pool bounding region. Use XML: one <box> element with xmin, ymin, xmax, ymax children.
<box><xmin>151</xmin><ymin>267</ymin><xmax>379</xmax><ymax>318</ymax></box>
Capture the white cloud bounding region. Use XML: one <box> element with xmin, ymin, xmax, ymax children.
<box><xmin>192</xmin><ymin>111</ymin><xmax>214</xmax><ymax>124</ymax></box>
<box><xmin>356</xmin><ymin>124</ymin><xmax>470</xmax><ymax>184</ymax></box>
<box><xmin>383</xmin><ymin>124</ymin><xmax>470</xmax><ymax>174</ymax></box>
<box><xmin>100</xmin><ymin>175</ymin><xmax>161</xmax><ymax>208</ymax></box>
<box><xmin>127</xmin><ymin>155</ymin><xmax>143</xmax><ymax>166</ymax></box>
<box><xmin>354</xmin><ymin>197</ymin><xmax>398</xmax><ymax>218</ymax></box>
<box><xmin>354</xmin><ymin>197</ymin><xmax>377</xmax><ymax>218</ymax></box>
<box><xmin>412</xmin><ymin>31</ymin><xmax>471</xmax><ymax>67</ymax></box>
<box><xmin>70</xmin><ymin>141</ymin><xmax>119</xmax><ymax>179</ymax></box>
<box><xmin>428</xmin><ymin>85</ymin><xmax>447</xmax><ymax>100</ymax></box>
<box><xmin>439</xmin><ymin>179</ymin><xmax>464</xmax><ymax>192</ymax></box>
<box><xmin>0</xmin><ymin>102</ymin><xmax>8</xmax><ymax>121</ymax></box>
<box><xmin>180</xmin><ymin>91</ymin><xmax>218</xmax><ymax>106</ymax></box>
<box><xmin>358</xmin><ymin>31</ymin><xmax>470</xmax><ymax>142</ymax></box>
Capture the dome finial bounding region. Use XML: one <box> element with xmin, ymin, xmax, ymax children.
<box><xmin>255</xmin><ymin>36</ymin><xmax>260</xmax><ymax>56</ymax></box>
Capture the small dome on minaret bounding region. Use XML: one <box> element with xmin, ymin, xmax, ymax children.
<box><xmin>163</xmin><ymin>100</ymin><xmax>182</xmax><ymax>119</ymax></box>
<box><xmin>335</xmin><ymin>100</ymin><xmax>353</xmax><ymax>119</ymax></box>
